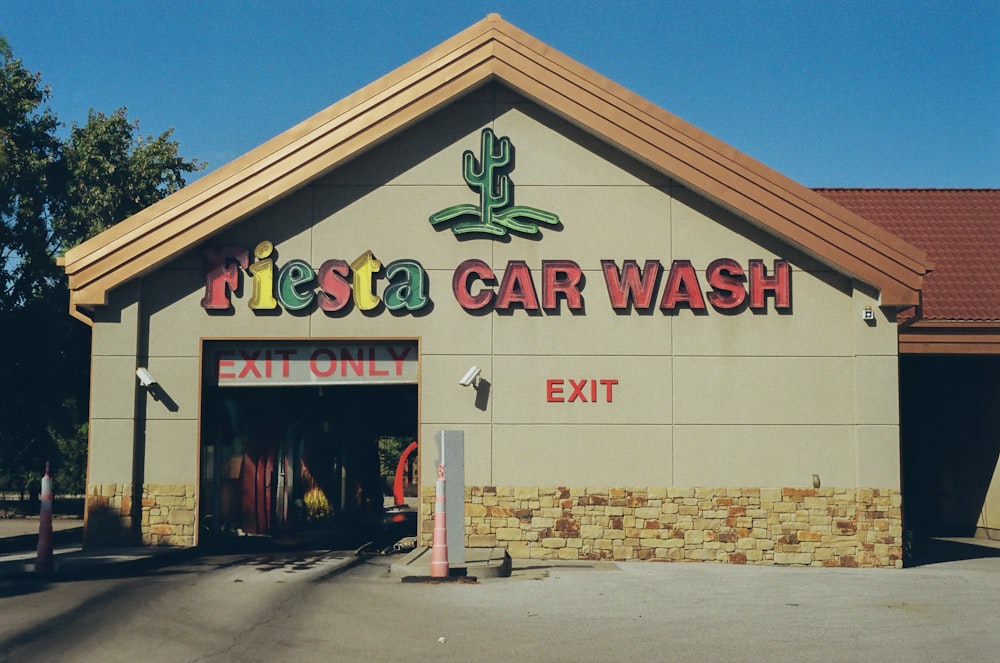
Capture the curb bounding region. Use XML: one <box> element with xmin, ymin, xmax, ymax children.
<box><xmin>0</xmin><ymin>545</ymin><xmax>201</xmax><ymax>583</ymax></box>
<box><xmin>0</xmin><ymin>527</ymin><xmax>83</xmax><ymax>555</ymax></box>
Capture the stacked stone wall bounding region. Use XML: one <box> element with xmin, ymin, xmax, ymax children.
<box><xmin>85</xmin><ymin>482</ymin><xmax>197</xmax><ymax>547</ymax></box>
<box><xmin>85</xmin><ymin>482</ymin><xmax>133</xmax><ymax>546</ymax></box>
<box><xmin>421</xmin><ymin>486</ymin><xmax>902</xmax><ymax>568</ymax></box>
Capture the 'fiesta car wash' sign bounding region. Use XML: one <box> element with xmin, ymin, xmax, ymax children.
<box><xmin>207</xmin><ymin>340</ymin><xmax>417</xmax><ymax>387</ymax></box>
<box><xmin>200</xmin><ymin>128</ymin><xmax>790</xmax><ymax>317</ymax></box>
<box><xmin>200</xmin><ymin>246</ymin><xmax>790</xmax><ymax>316</ymax></box>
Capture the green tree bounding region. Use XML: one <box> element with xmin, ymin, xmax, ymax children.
<box><xmin>55</xmin><ymin>107</ymin><xmax>200</xmax><ymax>248</ymax></box>
<box><xmin>0</xmin><ymin>37</ymin><xmax>64</xmax><ymax>499</ymax></box>
<box><xmin>0</xmin><ymin>36</ymin><xmax>202</xmax><ymax>500</ymax></box>
<box><xmin>0</xmin><ymin>36</ymin><xmax>62</xmax><ymax>310</ymax></box>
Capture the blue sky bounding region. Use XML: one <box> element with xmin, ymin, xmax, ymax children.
<box><xmin>2</xmin><ymin>1</ymin><xmax>997</xmax><ymax>188</ymax></box>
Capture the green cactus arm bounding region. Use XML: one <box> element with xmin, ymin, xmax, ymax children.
<box><xmin>464</xmin><ymin>129</ymin><xmax>511</xmax><ymax>185</ymax></box>
<box><xmin>490</xmin><ymin>132</ymin><xmax>511</xmax><ymax>168</ymax></box>
<box><xmin>462</xmin><ymin>149</ymin><xmax>484</xmax><ymax>184</ymax></box>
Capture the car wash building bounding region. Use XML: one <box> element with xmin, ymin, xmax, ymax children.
<box><xmin>59</xmin><ymin>16</ymin><xmax>999</xmax><ymax>567</ymax></box>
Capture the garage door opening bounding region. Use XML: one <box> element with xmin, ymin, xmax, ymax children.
<box><xmin>900</xmin><ymin>355</ymin><xmax>1000</xmax><ymax>564</ymax></box>
<box><xmin>198</xmin><ymin>340</ymin><xmax>419</xmax><ymax>548</ymax></box>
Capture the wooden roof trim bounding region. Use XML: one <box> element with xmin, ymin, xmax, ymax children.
<box><xmin>485</xmin><ymin>23</ymin><xmax>930</xmax><ymax>271</ymax></box>
<box><xmin>65</xmin><ymin>33</ymin><xmax>497</xmax><ymax>271</ymax></box>
<box><xmin>63</xmin><ymin>14</ymin><xmax>931</xmax><ymax>320</ymax></box>
<box><xmin>488</xmin><ymin>43</ymin><xmax>927</xmax><ymax>299</ymax></box>
<box><xmin>66</xmin><ymin>37</ymin><xmax>501</xmax><ymax>300</ymax></box>
<box><xmin>900</xmin><ymin>323</ymin><xmax>1000</xmax><ymax>355</ymax></box>
<box><xmin>64</xmin><ymin>19</ymin><xmax>502</xmax><ymax>267</ymax></box>
<box><xmin>70</xmin><ymin>64</ymin><xmax>497</xmax><ymax>305</ymax></box>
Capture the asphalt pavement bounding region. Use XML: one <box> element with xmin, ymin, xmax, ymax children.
<box><xmin>0</xmin><ymin>512</ymin><xmax>392</xmax><ymax>581</ymax></box>
<box><xmin>3</xmin><ymin>518</ymin><xmax>1000</xmax><ymax>661</ymax></box>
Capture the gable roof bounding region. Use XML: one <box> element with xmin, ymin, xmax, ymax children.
<box><xmin>60</xmin><ymin>14</ymin><xmax>932</xmax><ymax>325</ymax></box>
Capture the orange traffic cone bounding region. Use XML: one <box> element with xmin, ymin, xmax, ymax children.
<box><xmin>36</xmin><ymin>462</ymin><xmax>54</xmax><ymax>576</ymax></box>
<box><xmin>430</xmin><ymin>464</ymin><xmax>449</xmax><ymax>578</ymax></box>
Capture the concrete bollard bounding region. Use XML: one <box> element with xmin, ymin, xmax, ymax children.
<box><xmin>36</xmin><ymin>462</ymin><xmax>54</xmax><ymax>576</ymax></box>
<box><xmin>430</xmin><ymin>464</ymin><xmax>449</xmax><ymax>578</ymax></box>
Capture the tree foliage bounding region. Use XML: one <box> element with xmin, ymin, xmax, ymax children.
<box><xmin>56</xmin><ymin>108</ymin><xmax>199</xmax><ymax>248</ymax></box>
<box><xmin>0</xmin><ymin>37</ymin><xmax>62</xmax><ymax>310</ymax></box>
<box><xmin>0</xmin><ymin>37</ymin><xmax>202</xmax><ymax>498</ymax></box>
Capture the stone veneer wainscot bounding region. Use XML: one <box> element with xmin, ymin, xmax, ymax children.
<box><xmin>86</xmin><ymin>483</ymin><xmax>197</xmax><ymax>547</ymax></box>
<box><xmin>421</xmin><ymin>486</ymin><xmax>902</xmax><ymax>568</ymax></box>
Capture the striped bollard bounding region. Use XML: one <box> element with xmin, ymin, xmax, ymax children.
<box><xmin>36</xmin><ymin>462</ymin><xmax>54</xmax><ymax>576</ymax></box>
<box><xmin>430</xmin><ymin>464</ymin><xmax>449</xmax><ymax>578</ymax></box>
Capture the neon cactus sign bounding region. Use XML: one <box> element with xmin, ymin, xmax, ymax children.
<box><xmin>428</xmin><ymin>128</ymin><xmax>559</xmax><ymax>236</ymax></box>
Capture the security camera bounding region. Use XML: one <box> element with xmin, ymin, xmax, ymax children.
<box><xmin>135</xmin><ymin>367</ymin><xmax>157</xmax><ymax>388</ymax></box>
<box><xmin>459</xmin><ymin>366</ymin><xmax>481</xmax><ymax>387</ymax></box>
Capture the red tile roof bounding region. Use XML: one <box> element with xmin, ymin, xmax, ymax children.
<box><xmin>815</xmin><ymin>189</ymin><xmax>1000</xmax><ymax>322</ymax></box>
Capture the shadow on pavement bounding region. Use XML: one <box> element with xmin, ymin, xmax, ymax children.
<box><xmin>906</xmin><ymin>537</ymin><xmax>1000</xmax><ymax>567</ymax></box>
<box><xmin>198</xmin><ymin>506</ymin><xmax>417</xmax><ymax>556</ymax></box>
<box><xmin>0</xmin><ymin>507</ymin><xmax>417</xmax><ymax>593</ymax></box>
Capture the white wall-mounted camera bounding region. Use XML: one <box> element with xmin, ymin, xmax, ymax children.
<box><xmin>459</xmin><ymin>365</ymin><xmax>481</xmax><ymax>387</ymax></box>
<box><xmin>135</xmin><ymin>367</ymin><xmax>157</xmax><ymax>388</ymax></box>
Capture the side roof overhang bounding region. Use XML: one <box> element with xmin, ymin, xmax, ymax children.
<box><xmin>59</xmin><ymin>14</ymin><xmax>932</xmax><ymax>325</ymax></box>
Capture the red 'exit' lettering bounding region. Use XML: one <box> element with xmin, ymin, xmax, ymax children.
<box><xmin>546</xmin><ymin>378</ymin><xmax>619</xmax><ymax>403</ymax></box>
<box><xmin>216</xmin><ymin>349</ymin><xmax>297</xmax><ymax>379</ymax></box>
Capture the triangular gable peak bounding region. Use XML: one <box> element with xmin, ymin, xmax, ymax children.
<box><xmin>60</xmin><ymin>14</ymin><xmax>931</xmax><ymax>324</ymax></box>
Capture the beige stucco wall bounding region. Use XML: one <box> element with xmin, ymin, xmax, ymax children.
<box><xmin>85</xmin><ymin>84</ymin><xmax>901</xmax><ymax>554</ymax></box>
<box><xmin>979</xmin><ymin>464</ymin><xmax>1000</xmax><ymax>537</ymax></box>
<box><xmin>89</xmin><ymin>280</ymin><xmax>141</xmax><ymax>486</ymax></box>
